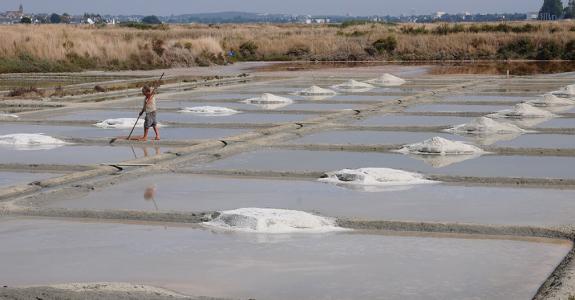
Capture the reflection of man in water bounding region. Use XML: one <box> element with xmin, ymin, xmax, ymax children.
<box><xmin>142</xmin><ymin>147</ymin><xmax>160</xmax><ymax>158</ymax></box>
<box><xmin>144</xmin><ymin>184</ymin><xmax>159</xmax><ymax>210</ymax></box>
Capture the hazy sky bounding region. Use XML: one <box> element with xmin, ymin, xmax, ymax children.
<box><xmin>0</xmin><ymin>0</ymin><xmax>556</xmax><ymax>16</ymax></box>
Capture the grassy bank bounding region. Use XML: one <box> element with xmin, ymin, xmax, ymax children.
<box><xmin>1</xmin><ymin>21</ymin><xmax>574</xmax><ymax>73</ymax></box>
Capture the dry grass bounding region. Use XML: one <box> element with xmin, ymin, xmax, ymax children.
<box><xmin>0</xmin><ymin>21</ymin><xmax>574</xmax><ymax>73</ymax></box>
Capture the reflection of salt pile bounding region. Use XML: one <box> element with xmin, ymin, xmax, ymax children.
<box><xmin>179</xmin><ymin>106</ymin><xmax>239</xmax><ymax>116</ymax></box>
<box><xmin>331</xmin><ymin>80</ymin><xmax>374</xmax><ymax>92</ymax></box>
<box><xmin>319</xmin><ymin>168</ymin><xmax>435</xmax><ymax>191</ymax></box>
<box><xmin>95</xmin><ymin>118</ymin><xmax>144</xmax><ymax>129</ymax></box>
<box><xmin>242</xmin><ymin>93</ymin><xmax>293</xmax><ymax>110</ymax></box>
<box><xmin>366</xmin><ymin>73</ymin><xmax>406</xmax><ymax>86</ymax></box>
<box><xmin>0</xmin><ymin>133</ymin><xmax>68</xmax><ymax>150</ymax></box>
<box><xmin>203</xmin><ymin>208</ymin><xmax>345</xmax><ymax>233</ymax></box>
<box><xmin>487</xmin><ymin>103</ymin><xmax>556</xmax><ymax>119</ymax></box>
<box><xmin>447</xmin><ymin>117</ymin><xmax>525</xmax><ymax>135</ymax></box>
<box><xmin>397</xmin><ymin>137</ymin><xmax>484</xmax><ymax>155</ymax></box>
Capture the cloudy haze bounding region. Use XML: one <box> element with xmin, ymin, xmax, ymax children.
<box><xmin>0</xmin><ymin>0</ymin><xmax>556</xmax><ymax>16</ymax></box>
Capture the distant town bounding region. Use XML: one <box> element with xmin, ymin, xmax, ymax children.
<box><xmin>1</xmin><ymin>2</ymin><xmax>573</xmax><ymax>25</ymax></box>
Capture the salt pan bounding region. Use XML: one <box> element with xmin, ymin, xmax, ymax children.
<box><xmin>319</xmin><ymin>168</ymin><xmax>435</xmax><ymax>189</ymax></box>
<box><xmin>331</xmin><ymin>80</ymin><xmax>374</xmax><ymax>92</ymax></box>
<box><xmin>95</xmin><ymin>118</ymin><xmax>144</xmax><ymax>129</ymax></box>
<box><xmin>487</xmin><ymin>103</ymin><xmax>556</xmax><ymax>119</ymax></box>
<box><xmin>446</xmin><ymin>117</ymin><xmax>525</xmax><ymax>135</ymax></box>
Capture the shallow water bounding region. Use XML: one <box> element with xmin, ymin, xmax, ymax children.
<box><xmin>169</xmin><ymin>92</ymin><xmax>399</xmax><ymax>103</ymax></box>
<box><xmin>0</xmin><ymin>124</ymin><xmax>248</xmax><ymax>140</ymax></box>
<box><xmin>0</xmin><ymin>145</ymin><xmax>168</xmax><ymax>165</ymax></box>
<box><xmin>441</xmin><ymin>95</ymin><xmax>528</xmax><ymax>103</ymax></box>
<box><xmin>45</xmin><ymin>174</ymin><xmax>575</xmax><ymax>226</ymax></box>
<box><xmin>153</xmin><ymin>100</ymin><xmax>367</xmax><ymax>111</ymax></box>
<box><xmin>196</xmin><ymin>149</ymin><xmax>575</xmax><ymax>178</ymax></box>
<box><xmin>495</xmin><ymin>134</ymin><xmax>575</xmax><ymax>149</ymax></box>
<box><xmin>536</xmin><ymin>117</ymin><xmax>575</xmax><ymax>129</ymax></box>
<box><xmin>355</xmin><ymin>115</ymin><xmax>474</xmax><ymax>127</ymax></box>
<box><xmin>47</xmin><ymin>110</ymin><xmax>318</xmax><ymax>124</ymax></box>
<box><xmin>290</xmin><ymin>131</ymin><xmax>465</xmax><ymax>145</ymax></box>
<box><xmin>0</xmin><ymin>172</ymin><xmax>54</xmax><ymax>188</ymax></box>
<box><xmin>0</xmin><ymin>217</ymin><xmax>569</xmax><ymax>300</ymax></box>
<box><xmin>406</xmin><ymin>104</ymin><xmax>511</xmax><ymax>113</ymax></box>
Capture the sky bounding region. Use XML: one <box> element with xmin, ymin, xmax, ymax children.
<box><xmin>0</xmin><ymin>0</ymin><xmax>555</xmax><ymax>16</ymax></box>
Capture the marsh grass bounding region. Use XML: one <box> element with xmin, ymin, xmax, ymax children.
<box><xmin>1</xmin><ymin>22</ymin><xmax>574</xmax><ymax>73</ymax></box>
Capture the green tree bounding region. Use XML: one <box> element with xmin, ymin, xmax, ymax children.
<box><xmin>142</xmin><ymin>15</ymin><xmax>161</xmax><ymax>24</ymax></box>
<box><xmin>565</xmin><ymin>0</ymin><xmax>575</xmax><ymax>18</ymax></box>
<box><xmin>50</xmin><ymin>13</ymin><xmax>61</xmax><ymax>23</ymax></box>
<box><xmin>20</xmin><ymin>16</ymin><xmax>32</xmax><ymax>24</ymax></box>
<box><xmin>539</xmin><ymin>0</ymin><xmax>564</xmax><ymax>19</ymax></box>
<box><xmin>61</xmin><ymin>13</ymin><xmax>71</xmax><ymax>24</ymax></box>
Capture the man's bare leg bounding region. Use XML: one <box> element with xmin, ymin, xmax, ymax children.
<box><xmin>153</xmin><ymin>126</ymin><xmax>160</xmax><ymax>140</ymax></box>
<box><xmin>139</xmin><ymin>128</ymin><xmax>149</xmax><ymax>141</ymax></box>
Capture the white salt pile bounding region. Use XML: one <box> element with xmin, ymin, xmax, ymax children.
<box><xmin>397</xmin><ymin>137</ymin><xmax>484</xmax><ymax>155</ymax></box>
<box><xmin>331</xmin><ymin>79</ymin><xmax>374</xmax><ymax>92</ymax></box>
<box><xmin>0</xmin><ymin>133</ymin><xmax>68</xmax><ymax>150</ymax></box>
<box><xmin>294</xmin><ymin>85</ymin><xmax>337</xmax><ymax>96</ymax></box>
<box><xmin>527</xmin><ymin>94</ymin><xmax>574</xmax><ymax>107</ymax></box>
<box><xmin>179</xmin><ymin>106</ymin><xmax>240</xmax><ymax>116</ymax></box>
<box><xmin>203</xmin><ymin>208</ymin><xmax>345</xmax><ymax>233</ymax></box>
<box><xmin>319</xmin><ymin>168</ymin><xmax>435</xmax><ymax>188</ymax></box>
<box><xmin>446</xmin><ymin>117</ymin><xmax>525</xmax><ymax>135</ymax></box>
<box><xmin>0</xmin><ymin>113</ymin><xmax>18</xmax><ymax>119</ymax></box>
<box><xmin>487</xmin><ymin>103</ymin><xmax>556</xmax><ymax>119</ymax></box>
<box><xmin>242</xmin><ymin>93</ymin><xmax>293</xmax><ymax>110</ymax></box>
<box><xmin>94</xmin><ymin>118</ymin><xmax>144</xmax><ymax>129</ymax></box>
<box><xmin>553</xmin><ymin>84</ymin><xmax>575</xmax><ymax>96</ymax></box>
<box><xmin>366</xmin><ymin>73</ymin><xmax>406</xmax><ymax>86</ymax></box>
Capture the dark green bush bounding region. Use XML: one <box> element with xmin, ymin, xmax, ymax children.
<box><xmin>239</xmin><ymin>41</ymin><xmax>258</xmax><ymax>58</ymax></box>
<box><xmin>563</xmin><ymin>40</ymin><xmax>575</xmax><ymax>60</ymax></box>
<box><xmin>285</xmin><ymin>45</ymin><xmax>311</xmax><ymax>57</ymax></box>
<box><xmin>536</xmin><ymin>40</ymin><xmax>563</xmax><ymax>60</ymax></box>
<box><xmin>372</xmin><ymin>36</ymin><xmax>397</xmax><ymax>54</ymax></box>
<box><xmin>497</xmin><ymin>37</ymin><xmax>537</xmax><ymax>59</ymax></box>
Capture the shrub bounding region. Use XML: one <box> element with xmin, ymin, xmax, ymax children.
<box><xmin>8</xmin><ymin>86</ymin><xmax>43</xmax><ymax>97</ymax></box>
<box><xmin>372</xmin><ymin>36</ymin><xmax>397</xmax><ymax>54</ymax></box>
<box><xmin>239</xmin><ymin>41</ymin><xmax>258</xmax><ymax>58</ymax></box>
<box><xmin>401</xmin><ymin>26</ymin><xmax>429</xmax><ymax>35</ymax></box>
<box><xmin>497</xmin><ymin>37</ymin><xmax>537</xmax><ymax>59</ymax></box>
<box><xmin>151</xmin><ymin>39</ymin><xmax>165</xmax><ymax>57</ymax></box>
<box><xmin>536</xmin><ymin>40</ymin><xmax>563</xmax><ymax>60</ymax></box>
<box><xmin>285</xmin><ymin>44</ymin><xmax>311</xmax><ymax>57</ymax></box>
<box><xmin>142</xmin><ymin>15</ymin><xmax>161</xmax><ymax>24</ymax></box>
<box><xmin>563</xmin><ymin>40</ymin><xmax>575</xmax><ymax>60</ymax></box>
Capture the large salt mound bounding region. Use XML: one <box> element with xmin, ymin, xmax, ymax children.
<box><xmin>319</xmin><ymin>168</ymin><xmax>435</xmax><ymax>188</ymax></box>
<box><xmin>398</xmin><ymin>137</ymin><xmax>484</xmax><ymax>155</ymax></box>
<box><xmin>331</xmin><ymin>79</ymin><xmax>374</xmax><ymax>92</ymax></box>
<box><xmin>527</xmin><ymin>94</ymin><xmax>574</xmax><ymax>107</ymax></box>
<box><xmin>95</xmin><ymin>118</ymin><xmax>144</xmax><ymax>129</ymax></box>
<box><xmin>554</xmin><ymin>84</ymin><xmax>575</xmax><ymax>96</ymax></box>
<box><xmin>242</xmin><ymin>93</ymin><xmax>293</xmax><ymax>110</ymax></box>
<box><xmin>447</xmin><ymin>117</ymin><xmax>525</xmax><ymax>135</ymax></box>
<box><xmin>0</xmin><ymin>133</ymin><xmax>68</xmax><ymax>150</ymax></box>
<box><xmin>203</xmin><ymin>208</ymin><xmax>345</xmax><ymax>233</ymax></box>
<box><xmin>366</xmin><ymin>73</ymin><xmax>406</xmax><ymax>86</ymax></box>
<box><xmin>295</xmin><ymin>85</ymin><xmax>337</xmax><ymax>96</ymax></box>
<box><xmin>488</xmin><ymin>103</ymin><xmax>556</xmax><ymax>119</ymax></box>
<box><xmin>179</xmin><ymin>106</ymin><xmax>239</xmax><ymax>116</ymax></box>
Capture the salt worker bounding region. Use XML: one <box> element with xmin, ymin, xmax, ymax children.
<box><xmin>138</xmin><ymin>84</ymin><xmax>160</xmax><ymax>141</ymax></box>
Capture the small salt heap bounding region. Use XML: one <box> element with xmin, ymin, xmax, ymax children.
<box><xmin>294</xmin><ymin>86</ymin><xmax>337</xmax><ymax>96</ymax></box>
<box><xmin>554</xmin><ymin>84</ymin><xmax>575</xmax><ymax>96</ymax></box>
<box><xmin>487</xmin><ymin>103</ymin><xmax>556</xmax><ymax>119</ymax></box>
<box><xmin>203</xmin><ymin>208</ymin><xmax>345</xmax><ymax>233</ymax></box>
<box><xmin>95</xmin><ymin>118</ymin><xmax>145</xmax><ymax>129</ymax></box>
<box><xmin>242</xmin><ymin>93</ymin><xmax>293</xmax><ymax>110</ymax></box>
<box><xmin>0</xmin><ymin>133</ymin><xmax>68</xmax><ymax>150</ymax></box>
<box><xmin>447</xmin><ymin>117</ymin><xmax>525</xmax><ymax>134</ymax></box>
<box><xmin>397</xmin><ymin>136</ymin><xmax>484</xmax><ymax>155</ymax></box>
<box><xmin>179</xmin><ymin>106</ymin><xmax>240</xmax><ymax>116</ymax></box>
<box><xmin>320</xmin><ymin>168</ymin><xmax>435</xmax><ymax>188</ymax></box>
<box><xmin>331</xmin><ymin>79</ymin><xmax>374</xmax><ymax>92</ymax></box>
<box><xmin>366</xmin><ymin>73</ymin><xmax>406</xmax><ymax>86</ymax></box>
